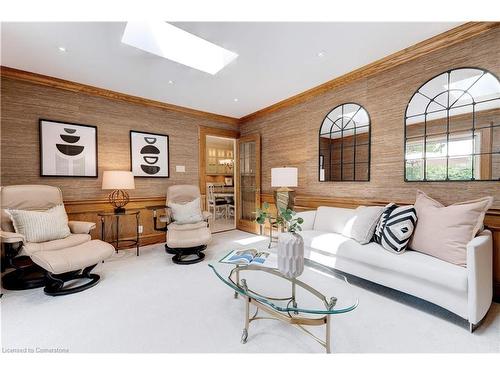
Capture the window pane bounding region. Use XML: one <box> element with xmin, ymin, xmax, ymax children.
<box><xmin>342</xmin><ymin>163</ymin><xmax>354</xmax><ymax>181</ymax></box>
<box><xmin>406</xmin><ymin>138</ymin><xmax>424</xmax><ymax>160</ymax></box>
<box><xmin>406</xmin><ymin>159</ymin><xmax>424</xmax><ymax>180</ymax></box>
<box><xmin>426</xmin><ymin>110</ymin><xmax>447</xmax><ymax>135</ymax></box>
<box><xmin>474</xmin><ymin>153</ymin><xmax>500</xmax><ymax>180</ymax></box>
<box><xmin>342</xmin><ymin>142</ymin><xmax>354</xmax><ymax>164</ymax></box>
<box><xmin>426</xmin><ymin>136</ymin><xmax>447</xmax><ymax>158</ymax></box>
<box><xmin>331</xmin><ymin>163</ymin><xmax>341</xmax><ymax>180</ymax></box>
<box><xmin>475</xmin><ymin>99</ymin><xmax>500</xmax><ymax>129</ymax></box>
<box><xmin>354</xmin><ymin>127</ymin><xmax>370</xmax><ymax>144</ymax></box>
<box><xmin>405</xmin><ymin>115</ymin><xmax>426</xmax><ymax>138</ymax></box>
<box><xmin>426</xmin><ymin>158</ymin><xmax>447</xmax><ymax>180</ymax></box>
<box><xmin>448</xmin><ymin>131</ymin><xmax>473</xmax><ymax>156</ymax></box>
<box><xmin>449</xmin><ymin>106</ymin><xmax>473</xmax><ymax>133</ymax></box>
<box><xmin>355</xmin><ymin>163</ymin><xmax>369</xmax><ymax>180</ymax></box>
<box><xmin>355</xmin><ymin>144</ymin><xmax>369</xmax><ymax>163</ymax></box>
<box><xmin>493</xmin><ymin>154</ymin><xmax>500</xmax><ymax>180</ymax></box>
<box><xmin>448</xmin><ymin>156</ymin><xmax>472</xmax><ymax>180</ymax></box>
<box><xmin>342</xmin><ymin>135</ymin><xmax>355</xmax><ymax>147</ymax></box>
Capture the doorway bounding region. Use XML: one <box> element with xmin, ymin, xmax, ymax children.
<box><xmin>199</xmin><ymin>126</ymin><xmax>239</xmax><ymax>233</ymax></box>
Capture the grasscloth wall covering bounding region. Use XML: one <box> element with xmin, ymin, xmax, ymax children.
<box><xmin>240</xmin><ymin>27</ymin><xmax>500</xmax><ymax>208</ymax></box>
<box><xmin>1</xmin><ymin>77</ymin><xmax>233</xmax><ymax>200</ymax></box>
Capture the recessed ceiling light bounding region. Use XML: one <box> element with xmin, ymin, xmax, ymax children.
<box><xmin>168</xmin><ymin>80</ymin><xmax>174</xmax><ymax>84</ymax></box>
<box><xmin>317</xmin><ymin>51</ymin><xmax>325</xmax><ymax>58</ymax></box>
<box><xmin>121</xmin><ymin>21</ymin><xmax>238</xmax><ymax>75</ymax></box>
<box><xmin>233</xmin><ymin>98</ymin><xmax>239</xmax><ymax>102</ymax></box>
<box><xmin>58</xmin><ymin>46</ymin><xmax>67</xmax><ymax>52</ymax></box>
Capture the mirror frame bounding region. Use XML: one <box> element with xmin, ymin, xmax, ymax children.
<box><xmin>318</xmin><ymin>102</ymin><xmax>371</xmax><ymax>182</ymax></box>
<box><xmin>404</xmin><ymin>66</ymin><xmax>500</xmax><ymax>182</ymax></box>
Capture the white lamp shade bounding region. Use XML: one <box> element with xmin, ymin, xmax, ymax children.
<box><xmin>271</xmin><ymin>167</ymin><xmax>298</xmax><ymax>188</ymax></box>
<box><xmin>102</xmin><ymin>171</ymin><xmax>135</xmax><ymax>190</ymax></box>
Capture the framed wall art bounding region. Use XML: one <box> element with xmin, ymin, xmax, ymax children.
<box><xmin>130</xmin><ymin>130</ymin><xmax>170</xmax><ymax>177</ymax></box>
<box><xmin>39</xmin><ymin>119</ymin><xmax>98</xmax><ymax>177</ymax></box>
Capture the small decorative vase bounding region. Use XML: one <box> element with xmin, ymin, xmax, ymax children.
<box><xmin>277</xmin><ymin>232</ymin><xmax>304</xmax><ymax>278</ymax></box>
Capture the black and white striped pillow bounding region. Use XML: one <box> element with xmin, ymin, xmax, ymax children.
<box><xmin>373</xmin><ymin>203</ymin><xmax>417</xmax><ymax>253</ymax></box>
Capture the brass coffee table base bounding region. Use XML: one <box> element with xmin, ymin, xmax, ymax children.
<box><xmin>241</xmin><ymin>295</ymin><xmax>331</xmax><ymax>353</ymax></box>
<box><xmin>231</xmin><ymin>266</ymin><xmax>335</xmax><ymax>353</ymax></box>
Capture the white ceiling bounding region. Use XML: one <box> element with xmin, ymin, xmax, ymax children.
<box><xmin>1</xmin><ymin>22</ymin><xmax>461</xmax><ymax>118</ymax></box>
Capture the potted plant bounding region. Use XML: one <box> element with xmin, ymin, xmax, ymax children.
<box><xmin>255</xmin><ymin>204</ymin><xmax>305</xmax><ymax>278</ymax></box>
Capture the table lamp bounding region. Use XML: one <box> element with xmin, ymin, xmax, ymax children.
<box><xmin>271</xmin><ymin>167</ymin><xmax>298</xmax><ymax>213</ymax></box>
<box><xmin>102</xmin><ymin>171</ymin><xmax>135</xmax><ymax>213</ymax></box>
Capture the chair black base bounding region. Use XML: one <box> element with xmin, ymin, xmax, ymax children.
<box><xmin>44</xmin><ymin>265</ymin><xmax>100</xmax><ymax>296</ymax></box>
<box><xmin>165</xmin><ymin>244</ymin><xmax>207</xmax><ymax>265</ymax></box>
<box><xmin>1</xmin><ymin>262</ymin><xmax>46</xmax><ymax>290</ymax></box>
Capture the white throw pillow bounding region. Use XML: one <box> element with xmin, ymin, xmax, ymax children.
<box><xmin>168</xmin><ymin>197</ymin><xmax>203</xmax><ymax>224</ymax></box>
<box><xmin>342</xmin><ymin>206</ymin><xmax>384</xmax><ymax>244</ymax></box>
<box><xmin>7</xmin><ymin>204</ymin><xmax>71</xmax><ymax>243</ymax></box>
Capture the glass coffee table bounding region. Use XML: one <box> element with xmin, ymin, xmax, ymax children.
<box><xmin>209</xmin><ymin>249</ymin><xmax>358</xmax><ymax>353</ymax></box>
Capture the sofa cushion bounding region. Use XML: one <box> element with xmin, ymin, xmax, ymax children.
<box><xmin>313</xmin><ymin>206</ymin><xmax>356</xmax><ymax>233</ymax></box>
<box><xmin>409</xmin><ymin>190</ymin><xmax>493</xmax><ymax>267</ymax></box>
<box><xmin>299</xmin><ymin>230</ymin><xmax>467</xmax><ymax>294</ymax></box>
<box><xmin>30</xmin><ymin>239</ymin><xmax>114</xmax><ymax>274</ymax></box>
<box><xmin>22</xmin><ymin>233</ymin><xmax>91</xmax><ymax>256</ymax></box>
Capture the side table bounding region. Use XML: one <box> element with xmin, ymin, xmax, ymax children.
<box><xmin>98</xmin><ymin>210</ymin><xmax>140</xmax><ymax>256</ymax></box>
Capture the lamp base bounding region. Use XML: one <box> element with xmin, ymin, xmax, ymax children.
<box><xmin>274</xmin><ymin>189</ymin><xmax>295</xmax><ymax>213</ymax></box>
<box><xmin>108</xmin><ymin>189</ymin><xmax>129</xmax><ymax>213</ymax></box>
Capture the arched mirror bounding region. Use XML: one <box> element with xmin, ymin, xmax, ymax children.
<box><xmin>405</xmin><ymin>67</ymin><xmax>500</xmax><ymax>181</ymax></box>
<box><xmin>319</xmin><ymin>103</ymin><xmax>371</xmax><ymax>181</ymax></box>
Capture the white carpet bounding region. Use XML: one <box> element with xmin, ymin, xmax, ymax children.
<box><xmin>1</xmin><ymin>230</ymin><xmax>499</xmax><ymax>353</ymax></box>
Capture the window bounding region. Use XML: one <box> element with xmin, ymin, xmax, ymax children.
<box><xmin>319</xmin><ymin>103</ymin><xmax>371</xmax><ymax>181</ymax></box>
<box><xmin>405</xmin><ymin>67</ymin><xmax>500</xmax><ymax>181</ymax></box>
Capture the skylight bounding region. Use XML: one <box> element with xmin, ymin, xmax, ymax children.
<box><xmin>121</xmin><ymin>21</ymin><xmax>238</xmax><ymax>75</ymax></box>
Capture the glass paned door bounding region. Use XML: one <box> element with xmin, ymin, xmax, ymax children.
<box><xmin>236</xmin><ymin>134</ymin><xmax>261</xmax><ymax>233</ymax></box>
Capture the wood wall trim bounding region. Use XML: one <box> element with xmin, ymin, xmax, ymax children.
<box><xmin>261</xmin><ymin>192</ymin><xmax>500</xmax><ymax>215</ymax></box>
<box><xmin>240</xmin><ymin>22</ymin><xmax>500</xmax><ymax>123</ymax></box>
<box><xmin>198</xmin><ymin>126</ymin><xmax>239</xmax><ymax>195</ymax></box>
<box><xmin>0</xmin><ymin>66</ymin><xmax>239</xmax><ymax>126</ymax></box>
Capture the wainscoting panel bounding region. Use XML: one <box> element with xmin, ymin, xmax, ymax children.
<box><xmin>64</xmin><ymin>197</ymin><xmax>166</xmax><ymax>248</ymax></box>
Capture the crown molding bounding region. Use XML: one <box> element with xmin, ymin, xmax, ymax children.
<box><xmin>239</xmin><ymin>22</ymin><xmax>500</xmax><ymax>124</ymax></box>
<box><xmin>0</xmin><ymin>66</ymin><xmax>239</xmax><ymax>126</ymax></box>
<box><xmin>2</xmin><ymin>22</ymin><xmax>498</xmax><ymax>127</ymax></box>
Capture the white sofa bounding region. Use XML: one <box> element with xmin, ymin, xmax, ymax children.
<box><xmin>297</xmin><ymin>206</ymin><xmax>493</xmax><ymax>331</ymax></box>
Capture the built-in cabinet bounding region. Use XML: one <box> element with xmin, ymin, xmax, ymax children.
<box><xmin>206</xmin><ymin>147</ymin><xmax>234</xmax><ymax>175</ymax></box>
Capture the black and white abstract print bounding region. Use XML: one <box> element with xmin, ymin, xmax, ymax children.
<box><xmin>40</xmin><ymin>120</ymin><xmax>97</xmax><ymax>177</ymax></box>
<box><xmin>130</xmin><ymin>131</ymin><xmax>169</xmax><ymax>177</ymax></box>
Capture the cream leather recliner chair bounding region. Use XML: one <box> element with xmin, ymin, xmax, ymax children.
<box><xmin>1</xmin><ymin>185</ymin><xmax>115</xmax><ymax>296</ymax></box>
<box><xmin>151</xmin><ymin>185</ymin><xmax>212</xmax><ymax>265</ymax></box>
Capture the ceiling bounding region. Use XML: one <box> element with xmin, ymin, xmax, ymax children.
<box><xmin>1</xmin><ymin>22</ymin><xmax>461</xmax><ymax>118</ymax></box>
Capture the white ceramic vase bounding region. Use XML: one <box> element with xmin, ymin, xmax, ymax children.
<box><xmin>277</xmin><ymin>232</ymin><xmax>304</xmax><ymax>278</ymax></box>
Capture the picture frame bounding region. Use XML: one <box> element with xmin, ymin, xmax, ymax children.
<box><xmin>224</xmin><ymin>176</ymin><xmax>233</xmax><ymax>186</ymax></box>
<box><xmin>39</xmin><ymin>119</ymin><xmax>98</xmax><ymax>177</ymax></box>
<box><xmin>130</xmin><ymin>130</ymin><xmax>170</xmax><ymax>178</ymax></box>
